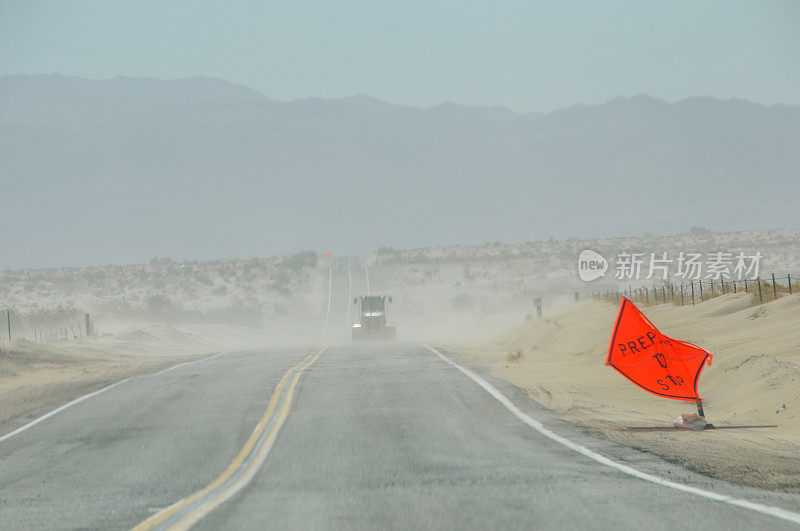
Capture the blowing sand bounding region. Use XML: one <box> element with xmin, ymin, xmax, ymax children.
<box><xmin>0</xmin><ymin>323</ymin><xmax>278</xmax><ymax>432</ymax></box>
<box><xmin>449</xmin><ymin>292</ymin><xmax>800</xmax><ymax>492</ymax></box>
<box><xmin>3</xmin><ymin>290</ymin><xmax>799</xmax><ymax>492</ymax></box>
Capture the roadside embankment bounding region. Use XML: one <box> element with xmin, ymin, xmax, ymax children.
<box><xmin>448</xmin><ymin>293</ymin><xmax>800</xmax><ymax>492</ymax></box>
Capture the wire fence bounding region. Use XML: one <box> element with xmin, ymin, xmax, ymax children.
<box><xmin>1</xmin><ymin>311</ymin><xmax>97</xmax><ymax>345</ymax></box>
<box><xmin>586</xmin><ymin>272</ymin><xmax>798</xmax><ymax>307</ymax></box>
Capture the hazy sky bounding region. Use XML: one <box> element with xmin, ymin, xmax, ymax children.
<box><xmin>2</xmin><ymin>1</ymin><xmax>799</xmax><ymax>111</ymax></box>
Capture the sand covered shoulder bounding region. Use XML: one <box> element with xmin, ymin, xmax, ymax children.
<box><xmin>0</xmin><ymin>323</ymin><xmax>279</xmax><ymax>433</ymax></box>
<box><xmin>448</xmin><ymin>293</ymin><xmax>800</xmax><ymax>492</ymax></box>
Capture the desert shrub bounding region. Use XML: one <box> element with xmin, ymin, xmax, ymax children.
<box><xmin>278</xmin><ymin>251</ymin><xmax>317</xmax><ymax>270</ymax></box>
<box><xmin>270</xmin><ymin>270</ymin><xmax>292</xmax><ymax>296</ymax></box>
<box><xmin>212</xmin><ymin>285</ymin><xmax>228</xmax><ymax>296</ymax></box>
<box><xmin>462</xmin><ymin>264</ymin><xmax>474</xmax><ymax>282</ymax></box>
<box><xmin>506</xmin><ymin>350</ymin><xmax>523</xmax><ymax>362</ymax></box>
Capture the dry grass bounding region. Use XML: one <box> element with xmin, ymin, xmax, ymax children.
<box><xmin>505</xmin><ymin>350</ymin><xmax>523</xmax><ymax>363</ymax></box>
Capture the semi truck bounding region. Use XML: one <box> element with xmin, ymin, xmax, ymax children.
<box><xmin>352</xmin><ymin>294</ymin><xmax>395</xmax><ymax>341</ymax></box>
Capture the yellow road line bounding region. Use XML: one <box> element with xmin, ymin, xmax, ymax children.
<box><xmin>133</xmin><ymin>347</ymin><xmax>325</xmax><ymax>531</ymax></box>
<box><xmin>169</xmin><ymin>350</ymin><xmax>320</xmax><ymax>530</ymax></box>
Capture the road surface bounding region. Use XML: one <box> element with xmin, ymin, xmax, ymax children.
<box><xmin>325</xmin><ymin>257</ymin><xmax>369</xmax><ymax>339</ymax></box>
<box><xmin>2</xmin><ymin>260</ymin><xmax>800</xmax><ymax>529</ymax></box>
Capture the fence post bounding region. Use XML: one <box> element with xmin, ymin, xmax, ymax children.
<box><xmin>691</xmin><ymin>281</ymin><xmax>695</xmax><ymax>306</ymax></box>
<box><xmin>744</xmin><ymin>278</ymin><xmax>748</xmax><ymax>292</ymax></box>
<box><xmin>680</xmin><ymin>283</ymin><xmax>685</xmax><ymax>306</ymax></box>
<box><xmin>733</xmin><ymin>280</ymin><xmax>737</xmax><ymax>293</ymax></box>
<box><xmin>772</xmin><ymin>273</ymin><xmax>778</xmax><ymax>300</ymax></box>
<box><xmin>757</xmin><ymin>277</ymin><xmax>763</xmax><ymax>304</ymax></box>
<box><xmin>720</xmin><ymin>278</ymin><xmax>725</xmax><ymax>294</ymax></box>
<box><xmin>699</xmin><ymin>279</ymin><xmax>703</xmax><ymax>301</ymax></box>
<box><xmin>6</xmin><ymin>311</ymin><xmax>10</xmax><ymax>342</ymax></box>
<box><xmin>789</xmin><ymin>273</ymin><xmax>793</xmax><ymax>295</ymax></box>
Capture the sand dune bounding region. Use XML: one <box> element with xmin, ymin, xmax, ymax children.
<box><xmin>450</xmin><ymin>292</ymin><xmax>800</xmax><ymax>492</ymax></box>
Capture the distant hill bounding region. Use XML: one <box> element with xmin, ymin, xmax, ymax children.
<box><xmin>1</xmin><ymin>74</ymin><xmax>799</xmax><ymax>269</ymax></box>
<box><xmin>0</xmin><ymin>74</ymin><xmax>268</xmax><ymax>128</ymax></box>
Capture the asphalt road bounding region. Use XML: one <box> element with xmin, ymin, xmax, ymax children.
<box><xmin>2</xmin><ymin>343</ymin><xmax>800</xmax><ymax>529</ymax></box>
<box><xmin>2</xmin><ymin>258</ymin><xmax>800</xmax><ymax>529</ymax></box>
<box><xmin>325</xmin><ymin>257</ymin><xmax>370</xmax><ymax>340</ymax></box>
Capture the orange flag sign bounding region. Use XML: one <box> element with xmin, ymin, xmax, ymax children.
<box><xmin>606</xmin><ymin>297</ymin><xmax>712</xmax><ymax>401</ymax></box>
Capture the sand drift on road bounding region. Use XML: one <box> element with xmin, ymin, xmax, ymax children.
<box><xmin>451</xmin><ymin>292</ymin><xmax>800</xmax><ymax>492</ymax></box>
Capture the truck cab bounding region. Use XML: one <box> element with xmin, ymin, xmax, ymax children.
<box><xmin>352</xmin><ymin>295</ymin><xmax>396</xmax><ymax>341</ymax></box>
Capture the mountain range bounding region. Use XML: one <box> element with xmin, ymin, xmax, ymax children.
<box><xmin>2</xmin><ymin>74</ymin><xmax>799</xmax><ymax>269</ymax></box>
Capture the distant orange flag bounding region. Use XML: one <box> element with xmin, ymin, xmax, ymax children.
<box><xmin>606</xmin><ymin>297</ymin><xmax>712</xmax><ymax>402</ymax></box>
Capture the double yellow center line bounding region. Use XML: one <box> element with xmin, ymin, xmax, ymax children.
<box><xmin>133</xmin><ymin>347</ymin><xmax>325</xmax><ymax>531</ymax></box>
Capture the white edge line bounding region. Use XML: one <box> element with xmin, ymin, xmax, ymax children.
<box><xmin>325</xmin><ymin>267</ymin><xmax>332</xmax><ymax>333</ymax></box>
<box><xmin>0</xmin><ymin>351</ymin><xmax>228</xmax><ymax>444</ymax></box>
<box><xmin>423</xmin><ymin>344</ymin><xmax>800</xmax><ymax>526</ymax></box>
<box><xmin>150</xmin><ymin>351</ymin><xmax>226</xmax><ymax>377</ymax></box>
